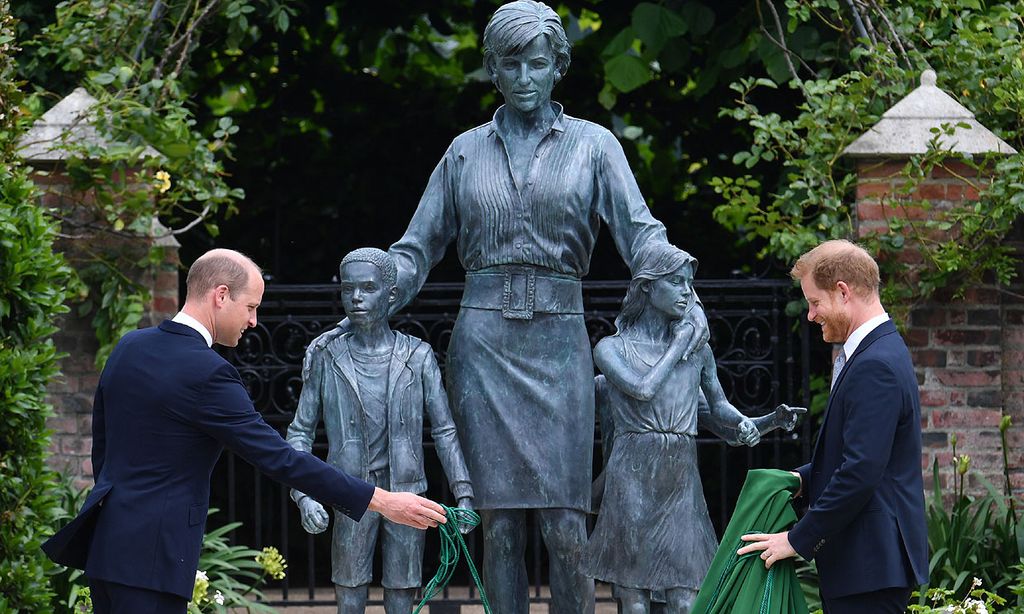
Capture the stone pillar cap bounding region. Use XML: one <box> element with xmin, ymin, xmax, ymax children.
<box><xmin>17</xmin><ymin>87</ymin><xmax>163</xmax><ymax>162</ymax></box>
<box><xmin>843</xmin><ymin>70</ymin><xmax>1016</xmax><ymax>157</ymax></box>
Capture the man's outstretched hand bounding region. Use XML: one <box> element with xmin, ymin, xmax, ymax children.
<box><xmin>368</xmin><ymin>488</ymin><xmax>447</xmax><ymax>530</ymax></box>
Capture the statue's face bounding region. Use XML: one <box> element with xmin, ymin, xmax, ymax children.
<box><xmin>340</xmin><ymin>261</ymin><xmax>393</xmax><ymax>326</ymax></box>
<box><xmin>648</xmin><ymin>262</ymin><xmax>695</xmax><ymax>320</ymax></box>
<box><xmin>493</xmin><ymin>34</ymin><xmax>557</xmax><ymax>114</ymax></box>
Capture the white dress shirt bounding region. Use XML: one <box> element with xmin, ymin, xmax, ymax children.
<box><xmin>171</xmin><ymin>311</ymin><xmax>213</xmax><ymax>347</ymax></box>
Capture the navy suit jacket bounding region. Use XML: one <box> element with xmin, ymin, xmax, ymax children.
<box><xmin>43</xmin><ymin>321</ymin><xmax>375</xmax><ymax>599</ymax></box>
<box><xmin>788</xmin><ymin>320</ymin><xmax>928</xmax><ymax>599</ymax></box>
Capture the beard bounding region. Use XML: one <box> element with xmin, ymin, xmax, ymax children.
<box><xmin>818</xmin><ymin>309</ymin><xmax>851</xmax><ymax>344</ymax></box>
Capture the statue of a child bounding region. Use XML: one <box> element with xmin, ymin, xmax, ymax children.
<box><xmin>583</xmin><ymin>243</ymin><xmax>804</xmax><ymax>613</ymax></box>
<box><xmin>286</xmin><ymin>248</ymin><xmax>473</xmax><ymax>614</ymax></box>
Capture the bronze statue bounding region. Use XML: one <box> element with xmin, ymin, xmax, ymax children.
<box><xmin>287</xmin><ymin>248</ymin><xmax>473</xmax><ymax>614</ymax></box>
<box><xmin>310</xmin><ymin>2</ymin><xmax>708</xmax><ymax>610</ymax></box>
<box><xmin>583</xmin><ymin>244</ymin><xmax>804</xmax><ymax>613</ymax></box>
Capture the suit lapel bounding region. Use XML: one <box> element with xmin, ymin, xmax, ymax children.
<box><xmin>811</xmin><ymin>320</ymin><xmax>899</xmax><ymax>458</ymax></box>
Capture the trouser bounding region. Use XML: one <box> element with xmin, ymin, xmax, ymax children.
<box><xmin>822</xmin><ymin>586</ymin><xmax>912</xmax><ymax>614</ymax></box>
<box><xmin>89</xmin><ymin>577</ymin><xmax>187</xmax><ymax>614</ymax></box>
<box><xmin>481</xmin><ymin>508</ymin><xmax>595</xmax><ymax>614</ymax></box>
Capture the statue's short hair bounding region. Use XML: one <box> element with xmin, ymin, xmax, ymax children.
<box><xmin>340</xmin><ymin>248</ymin><xmax>397</xmax><ymax>289</ymax></box>
<box><xmin>483</xmin><ymin>1</ymin><xmax>571</xmax><ymax>79</ymax></box>
<box><xmin>186</xmin><ymin>249</ymin><xmax>260</xmax><ymax>299</ymax></box>
<box><xmin>790</xmin><ymin>239</ymin><xmax>880</xmax><ymax>297</ymax></box>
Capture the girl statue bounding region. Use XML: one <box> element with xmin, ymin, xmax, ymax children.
<box><xmin>583</xmin><ymin>244</ymin><xmax>804</xmax><ymax>613</ymax></box>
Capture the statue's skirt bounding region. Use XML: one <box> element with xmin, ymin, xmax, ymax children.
<box><xmin>583</xmin><ymin>432</ymin><xmax>717</xmax><ymax>590</ymax></box>
<box><xmin>445</xmin><ymin>306</ymin><xmax>594</xmax><ymax>512</ymax></box>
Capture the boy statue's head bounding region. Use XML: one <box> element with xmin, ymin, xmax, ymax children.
<box><xmin>339</xmin><ymin>248</ymin><xmax>398</xmax><ymax>326</ymax></box>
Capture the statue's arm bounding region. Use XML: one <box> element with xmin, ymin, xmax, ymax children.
<box><xmin>595</xmin><ymin>133</ymin><xmax>709</xmax><ymax>358</ymax></box>
<box><xmin>594</xmin><ymin>331</ymin><xmax>689</xmax><ymax>402</ymax></box>
<box><xmin>388</xmin><ymin>145</ymin><xmax>460</xmax><ymax>313</ymax></box>
<box><xmin>697</xmin><ymin>345</ymin><xmax>758</xmax><ymax>446</ymax></box>
<box><xmin>594</xmin><ymin>130</ymin><xmax>668</xmax><ymax>267</ymax></box>
<box><xmin>287</xmin><ymin>345</ymin><xmax>327</xmax><ymax>504</ymax></box>
<box><xmin>419</xmin><ymin>345</ymin><xmax>473</xmax><ymax>502</ymax></box>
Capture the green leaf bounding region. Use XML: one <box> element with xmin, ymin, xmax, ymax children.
<box><xmin>632</xmin><ymin>3</ymin><xmax>687</xmax><ymax>55</ymax></box>
<box><xmin>680</xmin><ymin>1</ymin><xmax>716</xmax><ymax>37</ymax></box>
<box><xmin>604</xmin><ymin>54</ymin><xmax>652</xmax><ymax>93</ymax></box>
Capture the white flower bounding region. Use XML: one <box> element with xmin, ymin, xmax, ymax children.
<box><xmin>213</xmin><ymin>590</ymin><xmax>225</xmax><ymax>605</ymax></box>
<box><xmin>195</xmin><ymin>570</ymin><xmax>208</xmax><ymax>582</ymax></box>
<box><xmin>972</xmin><ymin>576</ymin><xmax>983</xmax><ymax>588</ymax></box>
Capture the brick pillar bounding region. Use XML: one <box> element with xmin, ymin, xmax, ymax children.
<box><xmin>33</xmin><ymin>167</ymin><xmax>181</xmax><ymax>488</ymax></box>
<box><xmin>853</xmin><ymin>158</ymin><xmax>1020</xmax><ymax>492</ymax></box>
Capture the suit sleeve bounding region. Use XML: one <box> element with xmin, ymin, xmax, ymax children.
<box><xmin>419</xmin><ymin>344</ymin><xmax>473</xmax><ymax>500</ymax></box>
<box><xmin>91</xmin><ymin>383</ymin><xmax>106</xmax><ymax>479</ymax></box>
<box><xmin>788</xmin><ymin>357</ymin><xmax>902</xmax><ymax>559</ymax></box>
<box><xmin>195</xmin><ymin>362</ymin><xmax>374</xmax><ymax>521</ymax></box>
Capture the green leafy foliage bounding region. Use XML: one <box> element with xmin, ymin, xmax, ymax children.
<box><xmin>921</xmin><ymin>427</ymin><xmax>1022</xmax><ymax>607</ymax></box>
<box><xmin>17</xmin><ymin>0</ymin><xmax>278</xmax><ymax>365</ymax></box>
<box><xmin>711</xmin><ymin>1</ymin><xmax>1024</xmax><ymax>319</ymax></box>
<box><xmin>0</xmin><ymin>4</ymin><xmax>77</xmax><ymax>610</ymax></box>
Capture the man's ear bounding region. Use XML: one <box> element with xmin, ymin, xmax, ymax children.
<box><xmin>835</xmin><ymin>281</ymin><xmax>851</xmax><ymax>302</ymax></box>
<box><xmin>388</xmin><ymin>286</ymin><xmax>398</xmax><ymax>304</ymax></box>
<box><xmin>214</xmin><ymin>284</ymin><xmax>229</xmax><ymax>307</ymax></box>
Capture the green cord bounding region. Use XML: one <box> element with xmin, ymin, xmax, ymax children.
<box><xmin>413</xmin><ymin>505</ymin><xmax>492</xmax><ymax>614</ymax></box>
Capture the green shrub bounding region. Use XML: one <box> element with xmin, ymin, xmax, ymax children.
<box><xmin>0</xmin><ymin>4</ymin><xmax>78</xmax><ymax>611</ymax></box>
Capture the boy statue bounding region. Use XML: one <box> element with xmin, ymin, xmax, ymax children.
<box><xmin>286</xmin><ymin>247</ymin><xmax>474</xmax><ymax>613</ymax></box>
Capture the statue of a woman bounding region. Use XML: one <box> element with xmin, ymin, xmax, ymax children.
<box><xmin>310</xmin><ymin>2</ymin><xmax>708</xmax><ymax>610</ymax></box>
<box><xmin>583</xmin><ymin>244</ymin><xmax>803</xmax><ymax>613</ymax></box>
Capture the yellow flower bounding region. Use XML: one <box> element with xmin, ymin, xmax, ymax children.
<box><xmin>191</xmin><ymin>569</ymin><xmax>209</xmax><ymax>605</ymax></box>
<box><xmin>155</xmin><ymin>170</ymin><xmax>172</xmax><ymax>194</ymax></box>
<box><xmin>256</xmin><ymin>546</ymin><xmax>288</xmax><ymax>580</ymax></box>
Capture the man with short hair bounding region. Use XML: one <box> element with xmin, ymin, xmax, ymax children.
<box><xmin>43</xmin><ymin>248</ymin><xmax>447</xmax><ymax>614</ymax></box>
<box><xmin>738</xmin><ymin>239</ymin><xmax>928</xmax><ymax>613</ymax></box>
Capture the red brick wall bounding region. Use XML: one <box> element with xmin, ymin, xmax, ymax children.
<box><xmin>853</xmin><ymin>157</ymin><xmax>1022</xmax><ymax>494</ymax></box>
<box><xmin>34</xmin><ymin>167</ymin><xmax>181</xmax><ymax>488</ymax></box>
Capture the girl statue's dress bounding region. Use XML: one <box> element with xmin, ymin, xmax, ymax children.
<box><xmin>584</xmin><ymin>339</ymin><xmax>720</xmax><ymax>591</ymax></box>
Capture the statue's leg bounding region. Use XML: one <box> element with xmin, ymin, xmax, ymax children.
<box><xmin>537</xmin><ymin>508</ymin><xmax>595</xmax><ymax>614</ymax></box>
<box><xmin>664</xmin><ymin>588</ymin><xmax>696</xmax><ymax>614</ymax></box>
<box><xmin>383</xmin><ymin>588</ymin><xmax>417</xmax><ymax>614</ymax></box>
<box><xmin>335</xmin><ymin>584</ymin><xmax>368</xmax><ymax>614</ymax></box>
<box><xmin>380</xmin><ymin>509</ymin><xmax>425</xmax><ymax>614</ymax></box>
<box><xmin>616</xmin><ymin>586</ymin><xmax>651</xmax><ymax>614</ymax></box>
<box><xmin>480</xmin><ymin>508</ymin><xmax>529</xmax><ymax>614</ymax></box>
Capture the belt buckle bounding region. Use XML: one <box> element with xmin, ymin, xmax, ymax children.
<box><xmin>502</xmin><ymin>267</ymin><xmax>535</xmax><ymax>320</ymax></box>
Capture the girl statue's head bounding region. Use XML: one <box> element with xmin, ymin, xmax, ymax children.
<box><xmin>615</xmin><ymin>243</ymin><xmax>698</xmax><ymax>333</ymax></box>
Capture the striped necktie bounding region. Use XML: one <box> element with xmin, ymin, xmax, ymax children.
<box><xmin>830</xmin><ymin>349</ymin><xmax>847</xmax><ymax>391</ymax></box>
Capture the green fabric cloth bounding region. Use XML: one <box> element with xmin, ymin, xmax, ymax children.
<box><xmin>692</xmin><ymin>469</ymin><xmax>810</xmax><ymax>614</ymax></box>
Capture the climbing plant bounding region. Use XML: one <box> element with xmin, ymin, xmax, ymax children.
<box><xmin>16</xmin><ymin>0</ymin><xmax>294</xmax><ymax>365</ymax></box>
<box><xmin>708</xmin><ymin>0</ymin><xmax>1024</xmax><ymax>319</ymax></box>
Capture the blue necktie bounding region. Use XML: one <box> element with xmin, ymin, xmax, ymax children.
<box><xmin>830</xmin><ymin>349</ymin><xmax>847</xmax><ymax>391</ymax></box>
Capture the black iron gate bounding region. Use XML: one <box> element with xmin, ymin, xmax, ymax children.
<box><xmin>212</xmin><ymin>278</ymin><xmax>816</xmax><ymax>607</ymax></box>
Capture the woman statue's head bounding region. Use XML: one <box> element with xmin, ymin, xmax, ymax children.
<box><xmin>615</xmin><ymin>243</ymin><xmax>698</xmax><ymax>333</ymax></box>
<box><xmin>483</xmin><ymin>1</ymin><xmax>571</xmax><ymax>101</ymax></box>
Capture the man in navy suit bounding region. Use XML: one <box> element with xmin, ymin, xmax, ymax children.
<box><xmin>43</xmin><ymin>249</ymin><xmax>448</xmax><ymax>614</ymax></box>
<box><xmin>738</xmin><ymin>239</ymin><xmax>928</xmax><ymax>613</ymax></box>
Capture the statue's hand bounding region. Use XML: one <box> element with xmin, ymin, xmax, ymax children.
<box><xmin>302</xmin><ymin>319</ymin><xmax>351</xmax><ymax>380</ymax></box>
<box><xmin>681</xmin><ymin>305</ymin><xmax>710</xmax><ymax>361</ymax></box>
<box><xmin>455</xmin><ymin>497</ymin><xmax>475</xmax><ymax>535</ymax></box>
<box><xmin>738</xmin><ymin>418</ymin><xmax>760</xmax><ymax>447</ymax></box>
<box><xmin>298</xmin><ymin>497</ymin><xmax>329</xmax><ymax>534</ymax></box>
<box><xmin>774</xmin><ymin>404</ymin><xmax>807</xmax><ymax>432</ymax></box>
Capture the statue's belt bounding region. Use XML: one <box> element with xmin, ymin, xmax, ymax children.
<box><xmin>461</xmin><ymin>267</ymin><xmax>583</xmax><ymax>320</ymax></box>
